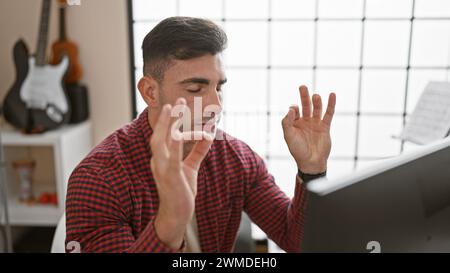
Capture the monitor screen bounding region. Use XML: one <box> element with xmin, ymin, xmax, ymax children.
<box><xmin>302</xmin><ymin>137</ymin><xmax>450</xmax><ymax>253</ymax></box>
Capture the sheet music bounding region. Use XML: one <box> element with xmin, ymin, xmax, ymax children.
<box><xmin>400</xmin><ymin>81</ymin><xmax>450</xmax><ymax>145</ymax></box>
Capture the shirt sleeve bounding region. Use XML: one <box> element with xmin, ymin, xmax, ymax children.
<box><xmin>65</xmin><ymin>166</ymin><xmax>185</xmax><ymax>253</ymax></box>
<box><xmin>243</xmin><ymin>154</ymin><xmax>308</xmax><ymax>253</ymax></box>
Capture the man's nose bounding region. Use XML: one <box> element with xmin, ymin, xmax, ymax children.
<box><xmin>204</xmin><ymin>88</ymin><xmax>223</xmax><ymax>114</ymax></box>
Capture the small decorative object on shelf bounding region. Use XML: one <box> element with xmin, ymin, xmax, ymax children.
<box><xmin>38</xmin><ymin>192</ymin><xmax>58</xmax><ymax>206</ymax></box>
<box><xmin>12</xmin><ymin>159</ymin><xmax>36</xmax><ymax>203</ymax></box>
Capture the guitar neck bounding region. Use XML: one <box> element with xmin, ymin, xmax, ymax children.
<box><xmin>36</xmin><ymin>0</ymin><xmax>51</xmax><ymax>66</ymax></box>
<box><xmin>59</xmin><ymin>6</ymin><xmax>67</xmax><ymax>41</ymax></box>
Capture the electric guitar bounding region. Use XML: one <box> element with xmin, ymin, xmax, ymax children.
<box><xmin>2</xmin><ymin>0</ymin><xmax>70</xmax><ymax>133</ymax></box>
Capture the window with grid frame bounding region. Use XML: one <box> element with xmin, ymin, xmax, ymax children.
<box><xmin>128</xmin><ymin>0</ymin><xmax>450</xmax><ymax>249</ymax></box>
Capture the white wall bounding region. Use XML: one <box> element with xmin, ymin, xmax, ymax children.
<box><xmin>0</xmin><ymin>0</ymin><xmax>133</xmax><ymax>144</ymax></box>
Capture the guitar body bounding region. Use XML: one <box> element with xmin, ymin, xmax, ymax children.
<box><xmin>3</xmin><ymin>40</ymin><xmax>30</xmax><ymax>129</ymax></box>
<box><xmin>3</xmin><ymin>39</ymin><xmax>71</xmax><ymax>132</ymax></box>
<box><xmin>50</xmin><ymin>40</ymin><xmax>82</xmax><ymax>84</ymax></box>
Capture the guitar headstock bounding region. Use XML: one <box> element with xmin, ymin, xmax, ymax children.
<box><xmin>58</xmin><ymin>0</ymin><xmax>81</xmax><ymax>7</ymax></box>
<box><xmin>57</xmin><ymin>0</ymin><xmax>67</xmax><ymax>6</ymax></box>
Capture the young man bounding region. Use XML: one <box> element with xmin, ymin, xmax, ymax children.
<box><xmin>65</xmin><ymin>17</ymin><xmax>336</xmax><ymax>253</ymax></box>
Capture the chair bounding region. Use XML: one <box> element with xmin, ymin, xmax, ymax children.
<box><xmin>50</xmin><ymin>212</ymin><xmax>66</xmax><ymax>253</ymax></box>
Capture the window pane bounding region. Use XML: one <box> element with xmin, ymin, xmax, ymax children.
<box><xmin>358</xmin><ymin>116</ymin><xmax>403</xmax><ymax>157</ymax></box>
<box><xmin>133</xmin><ymin>22</ymin><xmax>157</xmax><ymax>68</ymax></box>
<box><xmin>415</xmin><ymin>0</ymin><xmax>450</xmax><ymax>17</ymax></box>
<box><xmin>272</xmin><ymin>0</ymin><xmax>316</xmax><ymax>19</ymax></box>
<box><xmin>329</xmin><ymin>115</ymin><xmax>357</xmax><ymax>158</ymax></box>
<box><xmin>223</xmin><ymin>68</ymin><xmax>267</xmax><ymax>112</ymax></box>
<box><xmin>271</xmin><ymin>22</ymin><xmax>315</xmax><ymax>66</ymax></box>
<box><xmin>360</xmin><ymin>69</ymin><xmax>406</xmax><ymax>114</ymax></box>
<box><xmin>268</xmin><ymin>115</ymin><xmax>357</xmax><ymax>159</ymax></box>
<box><xmin>411</xmin><ymin>20</ymin><xmax>450</xmax><ymax>67</ymax></box>
<box><xmin>268</xmin><ymin>159</ymin><xmax>297</xmax><ymax>198</ymax></box>
<box><xmin>132</xmin><ymin>0</ymin><xmax>176</xmax><ymax>20</ymax></box>
<box><xmin>327</xmin><ymin>159</ymin><xmax>355</xmax><ymax>179</ymax></box>
<box><xmin>315</xmin><ymin>69</ymin><xmax>359</xmax><ymax>113</ymax></box>
<box><xmin>407</xmin><ymin>69</ymin><xmax>449</xmax><ymax>114</ymax></box>
<box><xmin>225</xmin><ymin>0</ymin><xmax>268</xmax><ymax>19</ymax></box>
<box><xmin>269</xmin><ymin>69</ymin><xmax>313</xmax><ymax>113</ymax></box>
<box><xmin>318</xmin><ymin>0</ymin><xmax>364</xmax><ymax>18</ymax></box>
<box><xmin>131</xmin><ymin>0</ymin><xmax>450</xmax><ymax>171</ymax></box>
<box><xmin>366</xmin><ymin>0</ymin><xmax>412</xmax><ymax>18</ymax></box>
<box><xmin>222</xmin><ymin>113</ymin><xmax>267</xmax><ymax>157</ymax></box>
<box><xmin>224</xmin><ymin>22</ymin><xmax>268</xmax><ymax>66</ymax></box>
<box><xmin>363</xmin><ymin>21</ymin><xmax>411</xmax><ymax>67</ymax></box>
<box><xmin>317</xmin><ymin>21</ymin><xmax>362</xmax><ymax>66</ymax></box>
<box><xmin>268</xmin><ymin>114</ymin><xmax>291</xmax><ymax>157</ymax></box>
<box><xmin>179</xmin><ymin>0</ymin><xmax>222</xmax><ymax>19</ymax></box>
<box><xmin>217</xmin><ymin>110</ymin><xmax>225</xmax><ymax>130</ymax></box>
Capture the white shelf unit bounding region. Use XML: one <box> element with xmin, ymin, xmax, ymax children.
<box><xmin>0</xmin><ymin>121</ymin><xmax>93</xmax><ymax>226</ymax></box>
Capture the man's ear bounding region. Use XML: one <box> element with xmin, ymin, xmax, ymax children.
<box><xmin>138</xmin><ymin>76</ymin><xmax>160</xmax><ymax>108</ymax></box>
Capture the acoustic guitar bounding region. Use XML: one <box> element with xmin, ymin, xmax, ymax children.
<box><xmin>50</xmin><ymin>0</ymin><xmax>83</xmax><ymax>84</ymax></box>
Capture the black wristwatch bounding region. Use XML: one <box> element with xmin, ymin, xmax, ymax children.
<box><xmin>297</xmin><ymin>169</ymin><xmax>327</xmax><ymax>183</ymax></box>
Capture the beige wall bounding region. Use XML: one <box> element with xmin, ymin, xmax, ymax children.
<box><xmin>0</xmin><ymin>0</ymin><xmax>133</xmax><ymax>144</ymax></box>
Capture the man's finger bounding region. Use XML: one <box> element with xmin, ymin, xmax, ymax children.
<box><xmin>169</xmin><ymin>117</ymin><xmax>183</xmax><ymax>145</ymax></box>
<box><xmin>168</xmin><ymin>125</ymin><xmax>183</xmax><ymax>169</ymax></box>
<box><xmin>323</xmin><ymin>92</ymin><xmax>336</xmax><ymax>126</ymax></box>
<box><xmin>290</xmin><ymin>105</ymin><xmax>300</xmax><ymax>120</ymax></box>
<box><xmin>282</xmin><ymin>108</ymin><xmax>295</xmax><ymax>131</ymax></box>
<box><xmin>312</xmin><ymin>94</ymin><xmax>322</xmax><ymax>119</ymax></box>
<box><xmin>151</xmin><ymin>104</ymin><xmax>172</xmax><ymax>156</ymax></box>
<box><xmin>299</xmin><ymin>85</ymin><xmax>312</xmax><ymax>118</ymax></box>
<box><xmin>184</xmin><ymin>132</ymin><xmax>214</xmax><ymax>171</ymax></box>
<box><xmin>170</xmin><ymin>97</ymin><xmax>187</xmax><ymax>131</ymax></box>
<box><xmin>168</xmin><ymin>97</ymin><xmax>188</xmax><ymax>145</ymax></box>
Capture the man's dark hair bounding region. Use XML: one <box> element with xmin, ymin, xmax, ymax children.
<box><xmin>141</xmin><ymin>16</ymin><xmax>228</xmax><ymax>82</ymax></box>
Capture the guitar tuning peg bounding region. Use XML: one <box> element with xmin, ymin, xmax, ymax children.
<box><xmin>66</xmin><ymin>0</ymin><xmax>81</xmax><ymax>6</ymax></box>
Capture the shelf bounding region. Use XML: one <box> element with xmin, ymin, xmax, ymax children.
<box><xmin>1</xmin><ymin>121</ymin><xmax>93</xmax><ymax>227</ymax></box>
<box><xmin>0</xmin><ymin>121</ymin><xmax>91</xmax><ymax>146</ymax></box>
<box><xmin>1</xmin><ymin>185</ymin><xmax>61</xmax><ymax>226</ymax></box>
<box><xmin>1</xmin><ymin>199</ymin><xmax>61</xmax><ymax>227</ymax></box>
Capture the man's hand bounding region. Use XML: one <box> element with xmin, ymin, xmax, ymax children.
<box><xmin>282</xmin><ymin>85</ymin><xmax>336</xmax><ymax>174</ymax></box>
<box><xmin>150</xmin><ymin>98</ymin><xmax>213</xmax><ymax>250</ymax></box>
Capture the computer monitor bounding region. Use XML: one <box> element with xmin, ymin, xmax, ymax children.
<box><xmin>302</xmin><ymin>137</ymin><xmax>450</xmax><ymax>253</ymax></box>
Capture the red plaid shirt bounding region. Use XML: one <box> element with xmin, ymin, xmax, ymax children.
<box><xmin>66</xmin><ymin>108</ymin><xmax>307</xmax><ymax>253</ymax></box>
